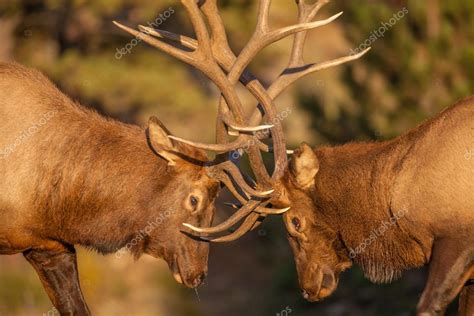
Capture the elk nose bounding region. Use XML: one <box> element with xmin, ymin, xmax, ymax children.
<box><xmin>301</xmin><ymin>289</ymin><xmax>318</xmax><ymax>302</ymax></box>
<box><xmin>318</xmin><ymin>272</ymin><xmax>336</xmax><ymax>299</ymax></box>
<box><xmin>192</xmin><ymin>272</ymin><xmax>207</xmax><ymax>288</ymax></box>
<box><xmin>301</xmin><ymin>289</ymin><xmax>310</xmax><ymax>300</ymax></box>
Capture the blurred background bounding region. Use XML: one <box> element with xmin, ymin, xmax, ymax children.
<box><xmin>1</xmin><ymin>0</ymin><xmax>473</xmax><ymax>315</ymax></box>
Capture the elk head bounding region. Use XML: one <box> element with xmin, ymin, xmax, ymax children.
<box><xmin>143</xmin><ymin>116</ymin><xmax>220</xmax><ymax>287</ymax></box>
<box><xmin>115</xmin><ymin>0</ymin><xmax>368</xmax><ymax>292</ymax></box>
<box><xmin>273</xmin><ymin>143</ymin><xmax>353</xmax><ymax>301</ymax></box>
<box><xmin>265</xmin><ymin>0</ymin><xmax>369</xmax><ymax>300</ymax></box>
<box><xmin>115</xmin><ymin>0</ymin><xmax>301</xmax><ymax>286</ymax></box>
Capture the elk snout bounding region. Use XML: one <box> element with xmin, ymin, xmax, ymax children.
<box><xmin>300</xmin><ymin>265</ymin><xmax>338</xmax><ymax>302</ymax></box>
<box><xmin>177</xmin><ymin>269</ymin><xmax>207</xmax><ymax>288</ymax></box>
<box><xmin>191</xmin><ymin>271</ymin><xmax>207</xmax><ymax>288</ymax></box>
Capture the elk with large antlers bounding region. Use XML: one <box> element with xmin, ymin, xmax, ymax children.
<box><xmin>0</xmin><ymin>0</ymin><xmax>367</xmax><ymax>314</ymax></box>
<box><xmin>115</xmin><ymin>0</ymin><xmax>368</xmax><ymax>241</ymax></box>
<box><xmin>0</xmin><ymin>61</ymin><xmax>223</xmax><ymax>315</ymax></box>
<box><xmin>145</xmin><ymin>1</ymin><xmax>473</xmax><ymax>315</ymax></box>
<box><xmin>273</xmin><ymin>99</ymin><xmax>474</xmax><ymax>315</ymax></box>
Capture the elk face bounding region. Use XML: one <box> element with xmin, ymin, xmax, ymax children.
<box><xmin>115</xmin><ymin>0</ymin><xmax>370</xmax><ymax>287</ymax></box>
<box><xmin>274</xmin><ymin>143</ymin><xmax>352</xmax><ymax>302</ymax></box>
<box><xmin>144</xmin><ymin>117</ymin><xmax>220</xmax><ymax>288</ymax></box>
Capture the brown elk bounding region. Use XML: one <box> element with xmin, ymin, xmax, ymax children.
<box><xmin>0</xmin><ymin>0</ymin><xmax>365</xmax><ymax>313</ymax></box>
<box><xmin>274</xmin><ymin>98</ymin><xmax>474</xmax><ymax>315</ymax></box>
<box><xmin>0</xmin><ymin>0</ymin><xmax>316</xmax><ymax>314</ymax></box>
<box><xmin>0</xmin><ymin>61</ymin><xmax>225</xmax><ymax>314</ymax></box>
<box><xmin>116</xmin><ymin>0</ymin><xmax>369</xmax><ymax>241</ymax></box>
<box><xmin>175</xmin><ymin>1</ymin><xmax>474</xmax><ymax>316</ymax></box>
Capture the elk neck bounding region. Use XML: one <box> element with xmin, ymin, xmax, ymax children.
<box><xmin>312</xmin><ymin>137</ymin><xmax>432</xmax><ymax>283</ymax></box>
<box><xmin>31</xmin><ymin>104</ymin><xmax>175</xmax><ymax>255</ymax></box>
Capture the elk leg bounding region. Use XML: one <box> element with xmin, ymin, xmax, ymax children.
<box><xmin>23</xmin><ymin>246</ymin><xmax>90</xmax><ymax>316</ymax></box>
<box><xmin>458</xmin><ymin>282</ymin><xmax>474</xmax><ymax>316</ymax></box>
<box><xmin>417</xmin><ymin>239</ymin><xmax>474</xmax><ymax>316</ymax></box>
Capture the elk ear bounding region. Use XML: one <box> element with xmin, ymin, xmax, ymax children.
<box><xmin>147</xmin><ymin>116</ymin><xmax>179</xmax><ymax>166</ymax></box>
<box><xmin>289</xmin><ymin>142</ymin><xmax>319</xmax><ymax>190</ymax></box>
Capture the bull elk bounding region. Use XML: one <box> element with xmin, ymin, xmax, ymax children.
<box><xmin>115</xmin><ymin>0</ymin><xmax>368</xmax><ymax>241</ymax></box>
<box><xmin>0</xmin><ymin>2</ymin><xmax>291</xmax><ymax>315</ymax></box>
<box><xmin>0</xmin><ymin>0</ymin><xmax>368</xmax><ymax>314</ymax></box>
<box><xmin>276</xmin><ymin>129</ymin><xmax>474</xmax><ymax>315</ymax></box>
<box><xmin>171</xmin><ymin>1</ymin><xmax>473</xmax><ymax>316</ymax></box>
<box><xmin>0</xmin><ymin>61</ymin><xmax>224</xmax><ymax>315</ymax></box>
<box><xmin>275</xmin><ymin>99</ymin><xmax>474</xmax><ymax>315</ymax></box>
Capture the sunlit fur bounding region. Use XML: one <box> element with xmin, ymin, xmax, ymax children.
<box><xmin>274</xmin><ymin>96</ymin><xmax>474</xmax><ymax>312</ymax></box>
<box><xmin>0</xmin><ymin>62</ymin><xmax>220</xmax><ymax>312</ymax></box>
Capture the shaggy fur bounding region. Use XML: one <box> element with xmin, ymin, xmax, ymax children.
<box><xmin>275</xmin><ymin>96</ymin><xmax>474</xmax><ymax>315</ymax></box>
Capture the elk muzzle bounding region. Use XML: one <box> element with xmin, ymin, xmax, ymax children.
<box><xmin>299</xmin><ymin>263</ymin><xmax>339</xmax><ymax>302</ymax></box>
<box><xmin>169</xmin><ymin>246</ymin><xmax>209</xmax><ymax>289</ymax></box>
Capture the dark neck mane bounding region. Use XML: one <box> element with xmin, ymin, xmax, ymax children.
<box><xmin>314</xmin><ymin>140</ymin><xmax>430</xmax><ymax>283</ymax></box>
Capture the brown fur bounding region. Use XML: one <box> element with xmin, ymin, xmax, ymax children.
<box><xmin>274</xmin><ymin>96</ymin><xmax>474</xmax><ymax>314</ymax></box>
<box><xmin>0</xmin><ymin>62</ymin><xmax>220</xmax><ymax>314</ymax></box>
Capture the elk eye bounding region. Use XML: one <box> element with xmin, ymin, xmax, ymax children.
<box><xmin>190</xmin><ymin>196</ymin><xmax>199</xmax><ymax>208</ymax></box>
<box><xmin>292</xmin><ymin>217</ymin><xmax>301</xmax><ymax>231</ymax></box>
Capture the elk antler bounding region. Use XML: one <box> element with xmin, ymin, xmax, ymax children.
<box><xmin>115</xmin><ymin>0</ymin><xmax>369</xmax><ymax>242</ymax></box>
<box><xmin>165</xmin><ymin>1</ymin><xmax>344</xmax><ymax>182</ymax></box>
<box><xmin>247</xmin><ymin>0</ymin><xmax>371</xmax><ymax>126</ymax></box>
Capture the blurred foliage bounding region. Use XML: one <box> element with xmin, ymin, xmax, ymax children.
<box><xmin>303</xmin><ymin>0</ymin><xmax>474</xmax><ymax>143</ymax></box>
<box><xmin>0</xmin><ymin>0</ymin><xmax>473</xmax><ymax>315</ymax></box>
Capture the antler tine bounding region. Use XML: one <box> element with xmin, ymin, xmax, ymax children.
<box><xmin>114</xmin><ymin>21</ymin><xmax>195</xmax><ymax>65</ymax></box>
<box><xmin>291</xmin><ymin>0</ymin><xmax>331</xmax><ymax>67</ymax></box>
<box><xmin>116</xmin><ymin>1</ymin><xmax>271</xmax><ymax>140</ymax></box>
<box><xmin>257</xmin><ymin>206</ymin><xmax>291</xmax><ymax>215</ymax></box>
<box><xmin>203</xmin><ymin>1</ymin><xmax>344</xmax><ymax>181</ymax></box>
<box><xmin>270</xmin><ymin>48</ymin><xmax>371</xmax><ymax>97</ymax></box>
<box><xmin>255</xmin><ymin>0</ymin><xmax>272</xmax><ymax>33</ymax></box>
<box><xmin>182</xmin><ymin>200</ymin><xmax>259</xmax><ymax>234</ymax></box>
<box><xmin>168</xmin><ymin>135</ymin><xmax>270</xmax><ymax>152</ymax></box>
<box><xmin>138</xmin><ymin>26</ymin><xmax>198</xmax><ymax>49</ymax></box>
<box><xmin>138</xmin><ymin>1</ymin><xmax>346</xmax><ymax>180</ymax></box>
<box><xmin>213</xmin><ymin>163</ymin><xmax>277</xmax><ymax>201</ymax></box>
<box><xmin>184</xmin><ymin>202</ymin><xmax>289</xmax><ymax>236</ymax></box>
<box><xmin>180</xmin><ymin>0</ymin><xmax>209</xmax><ymax>50</ymax></box>
<box><xmin>224</xmin><ymin>202</ymin><xmax>242</xmax><ymax>209</ymax></box>
<box><xmin>199</xmin><ymin>212</ymin><xmax>261</xmax><ymax>242</ymax></box>
<box><xmin>222</xmin><ymin>115</ymin><xmax>274</xmax><ymax>132</ymax></box>
<box><xmin>216</xmin><ymin>171</ymin><xmax>249</xmax><ymax>203</ymax></box>
<box><xmin>167</xmin><ymin>135</ymin><xmax>246</xmax><ymax>153</ymax></box>
<box><xmin>250</xmin><ymin>216</ymin><xmax>266</xmax><ymax>230</ymax></box>
<box><xmin>220</xmin><ymin>160</ymin><xmax>274</xmax><ymax>197</ymax></box>
<box><xmin>248</xmin><ymin>0</ymin><xmax>371</xmax><ymax>126</ymax></box>
<box><xmin>193</xmin><ymin>0</ymin><xmax>345</xmax><ymax>183</ymax></box>
<box><xmin>228</xmin><ymin>10</ymin><xmax>344</xmax><ymax>85</ymax></box>
<box><xmin>199</xmin><ymin>0</ymin><xmax>235</xmax><ymax>65</ymax></box>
